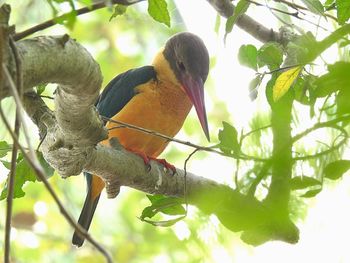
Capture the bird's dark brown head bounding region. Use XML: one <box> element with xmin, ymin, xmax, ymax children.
<box><xmin>164</xmin><ymin>32</ymin><xmax>209</xmax><ymax>84</ymax></box>
<box><xmin>163</xmin><ymin>32</ymin><xmax>210</xmax><ymax>141</ymax></box>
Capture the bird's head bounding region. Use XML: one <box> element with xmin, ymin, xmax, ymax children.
<box><xmin>163</xmin><ymin>32</ymin><xmax>210</xmax><ymax>141</ymax></box>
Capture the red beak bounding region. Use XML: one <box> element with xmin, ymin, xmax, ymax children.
<box><xmin>182</xmin><ymin>75</ymin><xmax>210</xmax><ymax>141</ymax></box>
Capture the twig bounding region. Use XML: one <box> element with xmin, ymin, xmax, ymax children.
<box><xmin>241</xmin><ymin>124</ymin><xmax>272</xmax><ymax>140</ymax></box>
<box><xmin>0</xmin><ymin>105</ymin><xmax>113</xmax><ymax>263</ymax></box>
<box><xmin>104</xmin><ymin>117</ymin><xmax>223</xmax><ymax>154</ymax></box>
<box><xmin>4</xmin><ymin>117</ymin><xmax>19</xmax><ymax>263</ymax></box>
<box><xmin>263</xmin><ymin>64</ymin><xmax>304</xmax><ymax>75</ymax></box>
<box><xmin>39</xmin><ymin>95</ymin><xmax>54</xmax><ymax>100</ymax></box>
<box><xmin>234</xmin><ymin>129</ymin><xmax>245</xmax><ymax>189</ymax></box>
<box><xmin>292</xmin><ymin>114</ymin><xmax>350</xmax><ymax>143</ymax></box>
<box><xmin>3</xmin><ymin>36</ymin><xmax>23</xmax><ymax>263</ymax></box>
<box><xmin>183</xmin><ymin>148</ymin><xmax>200</xmax><ymax>214</ymax></box>
<box><xmin>2</xmin><ymin>64</ymin><xmax>35</xmax><ymax>161</ymax></box>
<box><xmin>247</xmin><ymin>0</ymin><xmax>299</xmax><ymax>17</ymax></box>
<box><xmin>247</xmin><ymin>160</ymin><xmax>272</xmax><ymax>197</ymax></box>
<box><xmin>13</xmin><ymin>0</ymin><xmax>145</xmax><ymax>41</ymax></box>
<box><xmin>293</xmin><ymin>125</ymin><xmax>348</xmax><ymax>161</ymax></box>
<box><xmin>266</xmin><ymin>0</ymin><xmax>330</xmax><ymax>32</ymax></box>
<box><xmin>103</xmin><ymin>116</ymin><xmax>268</xmax><ymax>162</ymax></box>
<box><xmin>272</xmin><ymin>0</ymin><xmax>337</xmax><ymax>22</ymax></box>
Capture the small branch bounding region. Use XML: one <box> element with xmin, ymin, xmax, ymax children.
<box><xmin>2</xmin><ymin>64</ymin><xmax>35</xmax><ymax>160</ymax></box>
<box><xmin>293</xmin><ymin>125</ymin><xmax>348</xmax><ymax>161</ymax></box>
<box><xmin>247</xmin><ymin>0</ymin><xmax>299</xmax><ymax>17</ymax></box>
<box><xmin>105</xmin><ymin>116</ymin><xmax>268</xmax><ymax>162</ymax></box>
<box><xmin>105</xmin><ymin>116</ymin><xmax>224</xmax><ymax>155</ymax></box>
<box><xmin>206</xmin><ymin>0</ymin><xmax>289</xmax><ymax>44</ymax></box>
<box><xmin>272</xmin><ymin>0</ymin><xmax>337</xmax><ymax>22</ymax></box>
<box><xmin>3</xmin><ymin>36</ymin><xmax>23</xmax><ymax>263</ymax></box>
<box><xmin>13</xmin><ymin>0</ymin><xmax>145</xmax><ymax>41</ymax></box>
<box><xmin>292</xmin><ymin>114</ymin><xmax>350</xmax><ymax>143</ymax></box>
<box><xmin>247</xmin><ymin>160</ymin><xmax>272</xmax><ymax>196</ymax></box>
<box><xmin>309</xmin><ymin>24</ymin><xmax>350</xmax><ymax>62</ymax></box>
<box><xmin>3</xmin><ymin>108</ymin><xmax>19</xmax><ymax>263</ymax></box>
<box><xmin>183</xmin><ymin>148</ymin><xmax>200</xmax><ymax>213</ymax></box>
<box><xmin>15</xmin><ymin>0</ymin><xmax>291</xmax><ymax>45</ymax></box>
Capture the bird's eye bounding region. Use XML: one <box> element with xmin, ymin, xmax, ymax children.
<box><xmin>178</xmin><ymin>61</ymin><xmax>186</xmax><ymax>71</ymax></box>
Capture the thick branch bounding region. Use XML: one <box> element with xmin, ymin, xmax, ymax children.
<box><xmin>264</xmin><ymin>94</ymin><xmax>293</xmax><ymax>217</ymax></box>
<box><xmin>1</xmin><ymin>35</ymin><xmax>108</xmax><ymax>175</ymax></box>
<box><xmin>82</xmin><ymin>140</ymin><xmax>300</xmax><ymax>245</ymax></box>
<box><xmin>2</xmin><ymin>34</ymin><xmax>299</xmax><ymax>245</ymax></box>
<box><xmin>206</xmin><ymin>0</ymin><xmax>291</xmax><ymax>44</ymax></box>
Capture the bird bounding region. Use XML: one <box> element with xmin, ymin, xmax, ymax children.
<box><xmin>72</xmin><ymin>32</ymin><xmax>210</xmax><ymax>247</ymax></box>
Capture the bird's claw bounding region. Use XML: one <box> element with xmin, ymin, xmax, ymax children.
<box><xmin>151</xmin><ymin>158</ymin><xmax>176</xmax><ymax>176</ymax></box>
<box><xmin>128</xmin><ymin>149</ymin><xmax>176</xmax><ymax>175</ymax></box>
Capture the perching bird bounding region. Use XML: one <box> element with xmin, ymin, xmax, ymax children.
<box><xmin>72</xmin><ymin>32</ymin><xmax>210</xmax><ymax>247</ymax></box>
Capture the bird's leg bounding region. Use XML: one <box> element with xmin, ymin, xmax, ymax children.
<box><xmin>127</xmin><ymin>149</ymin><xmax>176</xmax><ymax>175</ymax></box>
<box><xmin>148</xmin><ymin>157</ymin><xmax>176</xmax><ymax>175</ymax></box>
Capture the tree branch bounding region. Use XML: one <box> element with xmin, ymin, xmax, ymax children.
<box><xmin>13</xmin><ymin>0</ymin><xmax>291</xmax><ymax>46</ymax></box>
<box><xmin>206</xmin><ymin>0</ymin><xmax>292</xmax><ymax>44</ymax></box>
<box><xmin>0</xmin><ymin>32</ymin><xmax>300</xmax><ymax>245</ymax></box>
<box><xmin>13</xmin><ymin>0</ymin><xmax>145</xmax><ymax>41</ymax></box>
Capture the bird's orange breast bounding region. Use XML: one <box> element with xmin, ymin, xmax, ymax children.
<box><xmin>104</xmin><ymin>79</ymin><xmax>192</xmax><ymax>157</ymax></box>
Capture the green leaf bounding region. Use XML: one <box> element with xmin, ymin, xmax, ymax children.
<box><xmin>286</xmin><ymin>32</ymin><xmax>318</xmax><ymax>64</ymax></box>
<box><xmin>238</xmin><ymin>44</ymin><xmax>258</xmax><ymax>70</ymax></box>
<box><xmin>0</xmin><ymin>141</ymin><xmax>11</xmax><ymax>158</ymax></box>
<box><xmin>257</xmin><ymin>42</ymin><xmax>283</xmax><ymax>70</ymax></box>
<box><xmin>293</xmin><ymin>75</ymin><xmax>317</xmax><ymax>106</ymax></box>
<box><xmin>141</xmin><ymin>194</ymin><xmax>185</xmax><ymax>220</ymax></box>
<box><xmin>147</xmin><ymin>0</ymin><xmax>170</xmax><ymax>27</ymax></box>
<box><xmin>301</xmin><ymin>0</ymin><xmax>324</xmax><ymax>15</ymax></box>
<box><xmin>109</xmin><ymin>5</ymin><xmax>128</xmax><ymax>21</ymax></box>
<box><xmin>300</xmin><ymin>188</ymin><xmax>322</xmax><ymax>198</ymax></box>
<box><xmin>336</xmin><ymin>0</ymin><xmax>350</xmax><ymax>24</ymax></box>
<box><xmin>54</xmin><ymin>10</ymin><xmax>77</xmax><ymax>30</ymax></box>
<box><xmin>325</xmin><ymin>0</ymin><xmax>335</xmax><ymax>5</ymax></box>
<box><xmin>248</xmin><ymin>75</ymin><xmax>262</xmax><ymax>101</ymax></box>
<box><xmin>0</xmin><ymin>157</ymin><xmax>37</xmax><ymax>200</ymax></box>
<box><xmin>78</xmin><ymin>0</ymin><xmax>92</xmax><ymax>5</ymax></box>
<box><xmin>37</xmin><ymin>152</ymin><xmax>55</xmax><ymax>179</ymax></box>
<box><xmin>36</xmin><ymin>84</ymin><xmax>47</xmax><ymax>95</ymax></box>
<box><xmin>339</xmin><ymin>39</ymin><xmax>350</xmax><ymax>48</ymax></box>
<box><xmin>218</xmin><ymin>121</ymin><xmax>240</xmax><ymax>155</ymax></box>
<box><xmin>1</xmin><ymin>160</ymin><xmax>11</xmax><ymax>170</ymax></box>
<box><xmin>314</xmin><ymin>62</ymin><xmax>350</xmax><ymax>97</ymax></box>
<box><xmin>214</xmin><ymin>14</ymin><xmax>221</xmax><ymax>34</ymax></box>
<box><xmin>324</xmin><ymin>160</ymin><xmax>350</xmax><ymax>180</ymax></box>
<box><xmin>290</xmin><ymin>176</ymin><xmax>322</xmax><ymax>190</ymax></box>
<box><xmin>140</xmin><ymin>215</ymin><xmax>186</xmax><ymax>227</ymax></box>
<box><xmin>225</xmin><ymin>0</ymin><xmax>250</xmax><ymax>37</ymax></box>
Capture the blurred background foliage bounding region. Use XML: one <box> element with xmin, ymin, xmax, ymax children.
<box><xmin>2</xmin><ymin>0</ymin><xmax>350</xmax><ymax>262</ymax></box>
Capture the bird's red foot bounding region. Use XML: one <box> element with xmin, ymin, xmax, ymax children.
<box><xmin>149</xmin><ymin>157</ymin><xmax>176</xmax><ymax>175</ymax></box>
<box><xmin>128</xmin><ymin>149</ymin><xmax>176</xmax><ymax>175</ymax></box>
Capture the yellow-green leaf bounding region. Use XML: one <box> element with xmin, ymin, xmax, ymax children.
<box><xmin>148</xmin><ymin>0</ymin><xmax>170</xmax><ymax>27</ymax></box>
<box><xmin>273</xmin><ymin>66</ymin><xmax>302</xmax><ymax>101</ymax></box>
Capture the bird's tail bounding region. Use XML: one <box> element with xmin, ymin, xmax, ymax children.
<box><xmin>72</xmin><ymin>173</ymin><xmax>102</xmax><ymax>247</ymax></box>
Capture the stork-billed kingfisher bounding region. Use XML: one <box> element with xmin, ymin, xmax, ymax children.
<box><xmin>72</xmin><ymin>32</ymin><xmax>210</xmax><ymax>247</ymax></box>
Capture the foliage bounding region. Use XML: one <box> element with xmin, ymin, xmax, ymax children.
<box><xmin>2</xmin><ymin>0</ymin><xmax>350</xmax><ymax>262</ymax></box>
